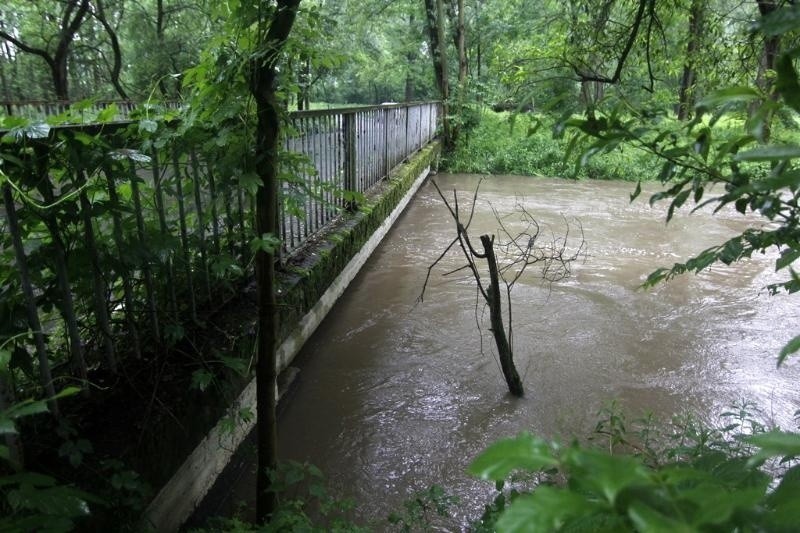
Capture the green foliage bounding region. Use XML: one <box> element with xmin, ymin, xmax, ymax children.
<box><xmin>194</xmin><ymin>461</ymin><xmax>367</xmax><ymax>533</ymax></box>
<box><xmin>444</xmin><ymin>109</ymin><xmax>663</xmax><ymax>180</ymax></box>
<box><xmin>0</xmin><ymin>387</ymin><xmax>103</xmax><ymax>532</ymax></box>
<box><xmin>558</xmin><ymin>3</ymin><xmax>800</xmax><ymax>363</ymax></box>
<box><xmin>469</xmin><ymin>403</ymin><xmax>800</xmax><ymax>533</ymax></box>
<box><xmin>387</xmin><ymin>485</ymin><xmax>459</xmax><ymax>532</ymax></box>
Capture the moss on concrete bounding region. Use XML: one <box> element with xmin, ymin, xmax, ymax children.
<box><xmin>275</xmin><ymin>141</ymin><xmax>441</xmax><ymax>344</ymax></box>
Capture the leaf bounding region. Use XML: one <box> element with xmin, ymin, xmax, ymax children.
<box><xmin>0</xmin><ymin>349</ymin><xmax>9</xmax><ymax>375</ymax></box>
<box><xmin>495</xmin><ymin>489</ymin><xmax>597</xmax><ymax>532</ymax></box>
<box><xmin>767</xmin><ymin>465</ymin><xmax>800</xmax><ymax>531</ymax></box>
<box><xmin>776</xmin><ymin>52</ymin><xmax>800</xmax><ymax>113</ymax></box>
<box><xmin>628</xmin><ymin>502</ymin><xmax>694</xmax><ymax>533</ymax></box>
<box><xmin>753</xmin><ymin>4</ymin><xmax>800</xmax><ymax>37</ymax></box>
<box><xmin>667</xmin><ymin>189</ymin><xmax>691</xmax><ymax>222</ymax></box>
<box><xmin>108</xmin><ymin>149</ymin><xmax>151</xmax><ymax>163</ymax></box>
<box><xmin>696</xmin><ymin>87</ymin><xmax>761</xmax><ymax>110</ymax></box>
<box><xmin>776</xmin><ymin>248</ymin><xmax>800</xmax><ymax>271</ymax></box>
<box><xmin>735</xmin><ymin>146</ymin><xmax>800</xmax><ymax>162</ymax></box>
<box><xmin>96</xmin><ymin>103</ymin><xmax>118</xmax><ymax>123</ymax></box>
<box><xmin>746</xmin><ymin>430</ymin><xmax>800</xmax><ymax>459</ymax></box>
<box><xmin>190</xmin><ymin>369</ymin><xmax>214</xmax><ymax>392</ymax></box>
<box><xmin>250</xmin><ymin>233</ymin><xmax>281</xmax><ymax>255</ymax></box>
<box><xmin>5</xmin><ymin>399</ymin><xmax>49</xmax><ymax>419</ymax></box>
<box><xmin>630</xmin><ymin>181</ymin><xmax>642</xmax><ymax>202</ymax></box>
<box><xmin>9</xmin><ymin>122</ymin><xmax>51</xmax><ymax>140</ymax></box>
<box><xmin>778</xmin><ymin>335</ymin><xmax>800</xmax><ymax>367</ymax></box>
<box><xmin>0</xmin><ymin>417</ymin><xmax>16</xmax><ymax>436</ymax></box>
<box><xmin>138</xmin><ymin>119</ymin><xmax>158</xmax><ymax>133</ymax></box>
<box><xmin>468</xmin><ymin>433</ymin><xmax>557</xmax><ymax>481</ymax></box>
<box><xmin>567</xmin><ymin>449</ymin><xmax>652</xmax><ymax>504</ymax></box>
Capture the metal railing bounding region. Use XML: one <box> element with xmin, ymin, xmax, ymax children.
<box><xmin>0</xmin><ymin>100</ymin><xmax>184</xmax><ymax>122</ymax></box>
<box><xmin>281</xmin><ymin>102</ymin><xmax>439</xmax><ymax>251</ymax></box>
<box><xmin>0</xmin><ymin>101</ymin><xmax>440</xmax><ymax>386</ymax></box>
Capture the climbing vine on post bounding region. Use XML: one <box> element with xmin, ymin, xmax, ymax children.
<box><xmin>420</xmin><ymin>179</ymin><xmax>584</xmax><ymax>397</ymax></box>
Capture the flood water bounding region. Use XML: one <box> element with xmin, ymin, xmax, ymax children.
<box><xmin>227</xmin><ymin>174</ymin><xmax>800</xmax><ymax>528</ymax></box>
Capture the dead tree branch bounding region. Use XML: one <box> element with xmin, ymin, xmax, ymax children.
<box><xmin>419</xmin><ymin>179</ymin><xmax>586</xmax><ymax>397</ymax></box>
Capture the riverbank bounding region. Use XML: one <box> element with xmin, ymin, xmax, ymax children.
<box><xmin>441</xmin><ymin>109</ymin><xmax>659</xmax><ymax>180</ymax></box>
<box><xmin>442</xmin><ymin>109</ymin><xmax>799</xmax><ymax>182</ymax></box>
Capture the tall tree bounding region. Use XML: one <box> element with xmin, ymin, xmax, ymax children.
<box><xmin>0</xmin><ymin>0</ymin><xmax>91</xmax><ymax>100</ymax></box>
<box><xmin>424</xmin><ymin>0</ymin><xmax>451</xmax><ymax>147</ymax></box>
<box><xmin>248</xmin><ymin>0</ymin><xmax>301</xmax><ymax>523</ymax></box>
<box><xmin>676</xmin><ymin>0</ymin><xmax>704</xmax><ymax>120</ymax></box>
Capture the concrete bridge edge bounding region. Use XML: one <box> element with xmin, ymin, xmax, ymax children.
<box><xmin>141</xmin><ymin>141</ymin><xmax>441</xmax><ymax>532</ymax></box>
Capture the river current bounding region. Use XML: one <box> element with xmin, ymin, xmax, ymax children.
<box><xmin>227</xmin><ymin>174</ymin><xmax>800</xmax><ymax>528</ymax></box>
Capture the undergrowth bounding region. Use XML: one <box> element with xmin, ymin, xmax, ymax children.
<box><xmin>443</xmin><ymin>108</ymin><xmax>800</xmax><ymax>182</ymax></box>
<box><xmin>443</xmin><ymin>109</ymin><xmax>660</xmax><ymax>180</ymax></box>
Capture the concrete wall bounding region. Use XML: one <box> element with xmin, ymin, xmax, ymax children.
<box><xmin>142</xmin><ymin>140</ymin><xmax>441</xmax><ymax>532</ymax></box>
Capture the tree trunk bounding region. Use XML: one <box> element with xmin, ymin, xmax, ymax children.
<box><xmin>405</xmin><ymin>13</ymin><xmax>416</xmax><ymax>102</ymax></box>
<box><xmin>677</xmin><ymin>0</ymin><xmax>703</xmax><ymax>120</ymax></box>
<box><xmin>423</xmin><ymin>0</ymin><xmax>451</xmax><ymax>148</ymax></box>
<box><xmin>95</xmin><ymin>0</ymin><xmax>128</xmax><ymax>99</ymax></box>
<box><xmin>248</xmin><ymin>0</ymin><xmax>301</xmax><ymax>523</ymax></box>
<box><xmin>456</xmin><ymin>0</ymin><xmax>467</xmax><ymax>85</ymax></box>
<box><xmin>752</xmin><ymin>1</ymin><xmax>780</xmax><ymax>141</ymax></box>
<box><xmin>479</xmin><ymin>234</ymin><xmax>523</xmax><ymax>397</ymax></box>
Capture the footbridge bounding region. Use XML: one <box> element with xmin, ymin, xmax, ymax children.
<box><xmin>1</xmin><ymin>101</ymin><xmax>441</xmax><ymax>531</ymax></box>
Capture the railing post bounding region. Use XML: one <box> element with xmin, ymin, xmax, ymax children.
<box><xmin>404</xmin><ymin>107</ymin><xmax>410</xmax><ymax>159</ymax></box>
<box><xmin>383</xmin><ymin>107</ymin><xmax>390</xmax><ymax>178</ymax></box>
<box><xmin>343</xmin><ymin>112</ymin><xmax>358</xmax><ymax>211</ymax></box>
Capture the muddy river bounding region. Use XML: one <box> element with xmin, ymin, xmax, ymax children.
<box><xmin>216</xmin><ymin>174</ymin><xmax>800</xmax><ymax>528</ymax></box>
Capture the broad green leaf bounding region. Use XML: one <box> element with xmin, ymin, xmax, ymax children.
<box><xmin>0</xmin><ymin>349</ymin><xmax>10</xmax><ymax>374</ymax></box>
<box><xmin>746</xmin><ymin>430</ymin><xmax>800</xmax><ymax>459</ymax></box>
<box><xmin>778</xmin><ymin>335</ymin><xmax>800</xmax><ymax>366</ymax></box>
<box><xmin>8</xmin><ymin>122</ymin><xmax>51</xmax><ymax>140</ymax></box>
<box><xmin>96</xmin><ymin>103</ymin><xmax>118</xmax><ymax>123</ymax></box>
<box><xmin>768</xmin><ymin>464</ymin><xmax>800</xmax><ymax>527</ymax></box>
<box><xmin>735</xmin><ymin>146</ymin><xmax>800</xmax><ymax>162</ymax></box>
<box><xmin>696</xmin><ymin>87</ymin><xmax>761</xmax><ymax>109</ymax></box>
<box><xmin>566</xmin><ymin>449</ymin><xmax>652</xmax><ymax>504</ymax></box>
<box><xmin>468</xmin><ymin>433</ymin><xmax>557</xmax><ymax>481</ymax></box>
<box><xmin>250</xmin><ymin>233</ymin><xmax>281</xmax><ymax>254</ymax></box>
<box><xmin>776</xmin><ymin>52</ymin><xmax>800</xmax><ymax>113</ymax></box>
<box><xmin>191</xmin><ymin>369</ymin><xmax>214</xmax><ymax>392</ymax></box>
<box><xmin>685</xmin><ymin>484</ymin><xmax>765</xmax><ymax>527</ymax></box>
<box><xmin>753</xmin><ymin>4</ymin><xmax>800</xmax><ymax>37</ymax></box>
<box><xmin>776</xmin><ymin>248</ymin><xmax>800</xmax><ymax>271</ymax></box>
<box><xmin>139</xmin><ymin>119</ymin><xmax>158</xmax><ymax>133</ymax></box>
<box><xmin>5</xmin><ymin>399</ymin><xmax>49</xmax><ymax>419</ymax></box>
<box><xmin>495</xmin><ymin>489</ymin><xmax>597</xmax><ymax>532</ymax></box>
<box><xmin>0</xmin><ymin>417</ymin><xmax>16</xmax><ymax>435</ymax></box>
<box><xmin>628</xmin><ymin>502</ymin><xmax>693</xmax><ymax>533</ymax></box>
